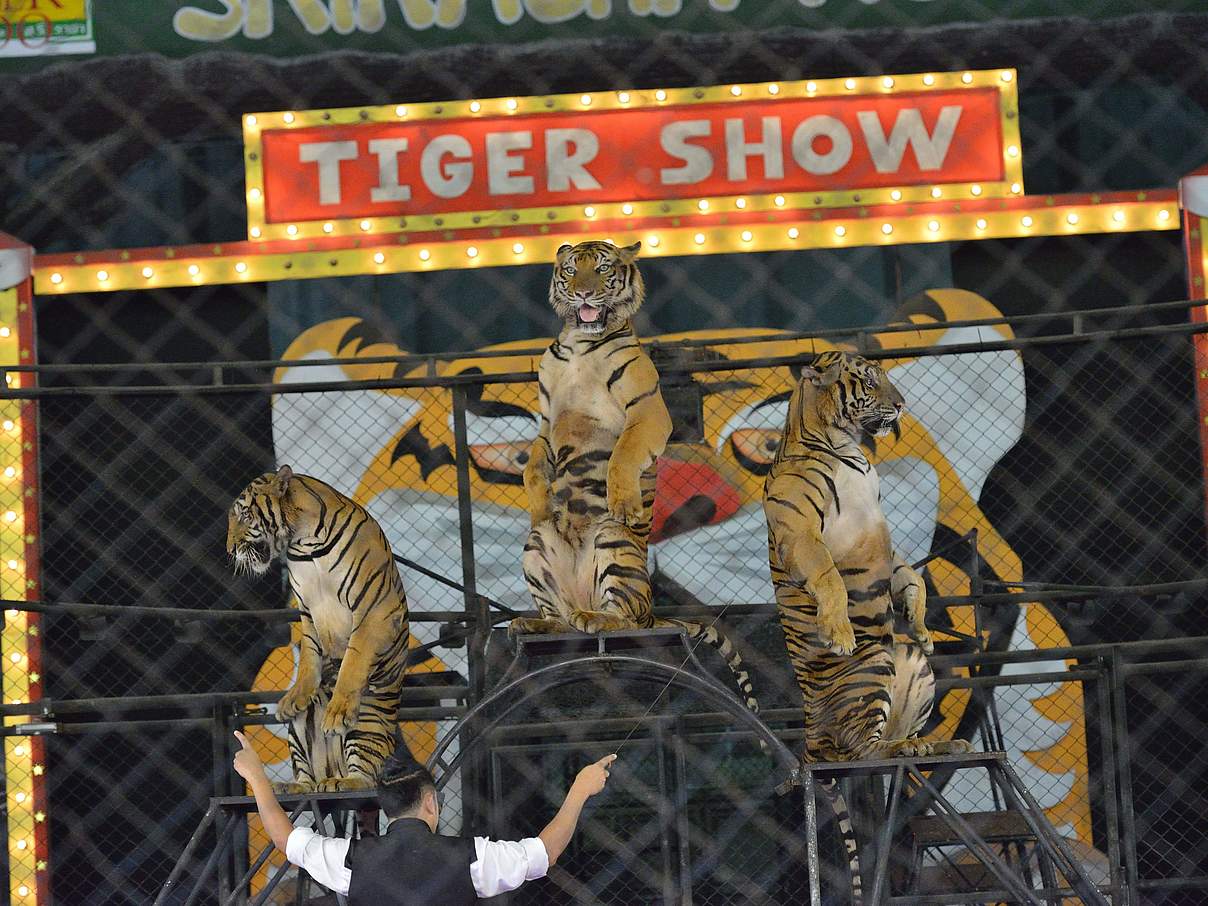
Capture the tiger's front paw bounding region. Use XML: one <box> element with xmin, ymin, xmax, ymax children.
<box><xmin>527</xmin><ymin>489</ymin><xmax>552</xmax><ymax>530</ymax></box>
<box><xmin>317</xmin><ymin>774</ymin><xmax>374</xmax><ymax>792</ymax></box>
<box><xmin>321</xmin><ymin>690</ymin><xmax>361</xmax><ymax>735</ymax></box>
<box><xmin>817</xmin><ymin>611</ymin><xmax>856</xmax><ymax>656</ymax></box>
<box><xmin>606</xmin><ymin>484</ymin><xmax>643</xmax><ymax>525</ymax></box>
<box><xmin>929</xmin><ymin>738</ymin><xmax>974</xmax><ymax>755</ymax></box>
<box><xmin>276</xmin><ymin>681</ymin><xmax>319</xmax><ymax>721</ymax></box>
<box><xmin>896</xmin><ymin>583</ymin><xmax>933</xmax><ymax>654</ymax></box>
<box><xmin>508</xmin><ymin>616</ymin><xmax>565</xmax><ymax>637</ymax></box>
<box><xmin>909</xmin><ymin>624</ymin><xmax>935</xmax><ymax>656</ymax></box>
<box><xmin>272</xmin><ymin>779</ymin><xmax>316</xmax><ymax>795</ymax></box>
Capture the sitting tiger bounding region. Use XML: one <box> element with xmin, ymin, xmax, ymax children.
<box><xmin>764</xmin><ymin>352</ymin><xmax>971</xmax><ymax>897</ymax></box>
<box><xmin>510</xmin><ymin>239</ymin><xmax>758</xmax><ymax>713</ymax></box>
<box><xmin>227</xmin><ymin>466</ymin><xmax>412</xmax><ymax>792</ymax></box>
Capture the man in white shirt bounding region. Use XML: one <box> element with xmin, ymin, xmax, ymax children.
<box><xmin>232</xmin><ymin>730</ymin><xmax>616</xmax><ymax>904</ymax></box>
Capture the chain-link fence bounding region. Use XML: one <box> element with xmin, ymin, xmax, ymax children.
<box><xmin>3</xmin><ymin>3</ymin><xmax>1208</xmax><ymax>905</ymax></box>
<box><xmin>2</xmin><ymin>304</ymin><xmax>1207</xmax><ymax>904</ymax></box>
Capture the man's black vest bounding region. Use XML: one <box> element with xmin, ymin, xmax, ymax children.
<box><xmin>345</xmin><ymin>818</ymin><xmax>477</xmax><ymax>905</ymax></box>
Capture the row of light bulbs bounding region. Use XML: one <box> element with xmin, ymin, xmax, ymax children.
<box><xmin>246</xmin><ymin>183</ymin><xmax>1025</xmax><ymax>240</ymax></box>
<box><xmin>243</xmin><ymin>69</ymin><xmax>1016</xmax><ymax>130</ymax></box>
<box><xmin>37</xmin><ymin>202</ymin><xmax>1178</xmax><ymax>289</ymax></box>
<box><xmin>0</xmin><ymin>338</ymin><xmax>37</xmax><ymax>903</ymax></box>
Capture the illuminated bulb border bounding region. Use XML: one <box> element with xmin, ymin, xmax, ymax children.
<box><xmin>0</xmin><ymin>279</ymin><xmax>44</xmax><ymax>906</ymax></box>
<box><xmin>244</xmin><ymin>181</ymin><xmax>1023</xmax><ymax>240</ymax></box>
<box><xmin>241</xmin><ymin>70</ymin><xmax>1022</xmax><ymax>243</ymax></box>
<box><xmin>33</xmin><ymin>194</ymin><xmax>1179</xmax><ymax>292</ymax></box>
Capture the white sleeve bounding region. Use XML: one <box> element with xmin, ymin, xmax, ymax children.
<box><xmin>469</xmin><ymin>836</ymin><xmax>550</xmax><ymax>897</ymax></box>
<box><xmin>284</xmin><ymin>827</ymin><xmax>353</xmax><ymax>896</ymax></box>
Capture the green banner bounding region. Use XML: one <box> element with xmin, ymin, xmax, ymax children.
<box><xmin>1</xmin><ymin>0</ymin><xmax>1203</xmax><ymax>72</ymax></box>
<box><xmin>0</xmin><ymin>0</ymin><xmax>93</xmax><ymax>59</ymax></box>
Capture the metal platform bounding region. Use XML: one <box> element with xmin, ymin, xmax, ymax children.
<box><xmin>154</xmin><ymin>788</ymin><xmax>378</xmax><ymax>906</ymax></box>
<box><xmin>798</xmin><ymin>751</ymin><xmax>1111</xmax><ymax>906</ymax></box>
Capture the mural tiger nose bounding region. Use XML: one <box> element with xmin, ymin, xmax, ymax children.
<box><xmin>650</xmin><ymin>454</ymin><xmax>743</xmax><ymax>543</ymax></box>
<box><xmin>512</xmin><ymin>240</ymin><xmax>760</xmax><ymax>714</ymax></box>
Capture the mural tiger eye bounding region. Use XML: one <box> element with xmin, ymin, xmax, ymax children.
<box><xmin>227</xmin><ymin>465</ymin><xmax>412</xmax><ymax>793</ymax></box>
<box><xmin>512</xmin><ymin>239</ymin><xmax>759</xmax><ymax>712</ymax></box>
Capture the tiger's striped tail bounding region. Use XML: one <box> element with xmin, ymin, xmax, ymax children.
<box><xmin>818</xmin><ymin>776</ymin><xmax>863</xmax><ymax>903</ymax></box>
<box><xmin>654</xmin><ymin>617</ymin><xmax>759</xmax><ymax>715</ymax></box>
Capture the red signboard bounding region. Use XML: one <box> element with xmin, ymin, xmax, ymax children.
<box><xmin>243</xmin><ymin>71</ymin><xmax>1021</xmax><ymax>243</ymax></box>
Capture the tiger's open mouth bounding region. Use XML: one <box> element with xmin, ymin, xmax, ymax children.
<box><xmin>232</xmin><ymin>541</ymin><xmax>272</xmax><ymax>577</ymax></box>
<box><xmin>862</xmin><ymin>412</ymin><xmax>902</xmax><ymax>440</ymax></box>
<box><xmin>576</xmin><ymin>303</ymin><xmax>607</xmax><ymax>333</ymax></box>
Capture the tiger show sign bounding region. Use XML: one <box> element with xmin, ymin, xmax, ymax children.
<box><xmin>244</xmin><ymin>70</ymin><xmax>1021</xmax><ymax>243</ymax></box>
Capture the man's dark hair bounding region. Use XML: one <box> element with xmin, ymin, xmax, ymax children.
<box><xmin>377</xmin><ymin>747</ymin><xmax>437</xmax><ymax>818</ymax></box>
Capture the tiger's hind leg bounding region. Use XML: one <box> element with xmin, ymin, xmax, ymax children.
<box><xmin>570</xmin><ymin>519</ymin><xmax>650</xmax><ymax>634</ymax></box>
<box><xmin>802</xmin><ymin>642</ymin><xmax>897</xmax><ymax>762</ymax></box>
<box><xmin>848</xmin><ymin>643</ymin><xmax>970</xmax><ymax>759</ymax></box>
<box><xmin>274</xmin><ymin>716</ymin><xmax>317</xmax><ymax>795</ymax></box>
<box><xmin>512</xmin><ymin>522</ymin><xmax>575</xmax><ymax>636</ymax></box>
<box><xmin>877</xmin><ymin>643</ymin><xmax>971</xmax><ymax>757</ymax></box>
<box><xmin>328</xmin><ymin>690</ymin><xmax>400</xmax><ymax>792</ymax></box>
<box><xmin>275</xmin><ymin>687</ymin><xmax>344</xmax><ymax>794</ymax></box>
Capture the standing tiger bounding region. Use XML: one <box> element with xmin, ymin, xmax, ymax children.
<box><xmin>764</xmin><ymin>351</ymin><xmax>971</xmax><ymax>898</ymax></box>
<box><xmin>510</xmin><ymin>239</ymin><xmax>758</xmax><ymax>713</ymax></box>
<box><xmin>227</xmin><ymin>465</ymin><xmax>411</xmax><ymax>792</ymax></box>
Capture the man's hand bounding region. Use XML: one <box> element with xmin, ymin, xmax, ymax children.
<box><xmin>233</xmin><ymin>730</ymin><xmax>295</xmax><ymax>853</ymax></box>
<box><xmin>571</xmin><ymin>754</ymin><xmax>617</xmax><ymax>799</ymax></box>
<box><xmin>540</xmin><ymin>753</ymin><xmax>618</xmax><ymax>866</ymax></box>
<box><xmin>233</xmin><ymin>730</ymin><xmax>268</xmax><ymax>786</ymax></box>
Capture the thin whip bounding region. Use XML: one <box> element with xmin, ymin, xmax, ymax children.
<box><xmin>614</xmin><ymin>602</ymin><xmax>734</xmax><ymax>755</ymax></box>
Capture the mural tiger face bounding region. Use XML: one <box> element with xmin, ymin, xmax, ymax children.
<box><xmin>251</xmin><ymin>288</ymin><xmax>1095</xmax><ymax>853</ymax></box>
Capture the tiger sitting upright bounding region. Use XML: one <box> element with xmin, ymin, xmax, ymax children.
<box><xmin>510</xmin><ymin>240</ymin><xmax>758</xmax><ymax>713</ymax></box>
<box><xmin>227</xmin><ymin>466</ymin><xmax>412</xmax><ymax>792</ymax></box>
<box><xmin>764</xmin><ymin>351</ymin><xmax>971</xmax><ymax>896</ymax></box>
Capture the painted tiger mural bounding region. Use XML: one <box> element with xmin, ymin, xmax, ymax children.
<box><xmin>227</xmin><ymin>466</ymin><xmax>411</xmax><ymax>792</ymax></box>
<box><xmin>250</xmin><ymin>288</ymin><xmax>1099</xmax><ymax>894</ymax></box>
<box><xmin>511</xmin><ymin>239</ymin><xmax>758</xmax><ymax>712</ymax></box>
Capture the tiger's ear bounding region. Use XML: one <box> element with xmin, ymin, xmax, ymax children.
<box><xmin>804</xmin><ymin>359</ymin><xmax>843</xmax><ymax>388</ymax></box>
<box><xmin>274</xmin><ymin>464</ymin><xmax>293</xmax><ymax>494</ymax></box>
<box><xmin>616</xmin><ymin>241</ymin><xmax>641</xmax><ymax>264</ymax></box>
<box><xmin>555</xmin><ymin>243</ymin><xmax>574</xmax><ymax>262</ymax></box>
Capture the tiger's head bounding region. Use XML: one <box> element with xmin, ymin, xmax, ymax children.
<box><xmin>799</xmin><ymin>351</ymin><xmax>905</xmax><ymax>442</ymax></box>
<box><xmin>550</xmin><ymin>239</ymin><xmax>645</xmax><ymax>335</ymax></box>
<box><xmin>226</xmin><ymin>464</ymin><xmax>298</xmax><ymax>576</ymax></box>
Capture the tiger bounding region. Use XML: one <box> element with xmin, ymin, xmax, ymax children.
<box><xmin>764</xmin><ymin>350</ymin><xmax>972</xmax><ymax>898</ymax></box>
<box><xmin>227</xmin><ymin>465</ymin><xmax>412</xmax><ymax>793</ymax></box>
<box><xmin>508</xmin><ymin>239</ymin><xmax>759</xmax><ymax>713</ymax></box>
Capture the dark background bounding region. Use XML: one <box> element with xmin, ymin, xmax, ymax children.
<box><xmin>7</xmin><ymin>10</ymin><xmax>1208</xmax><ymax>905</ymax></box>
